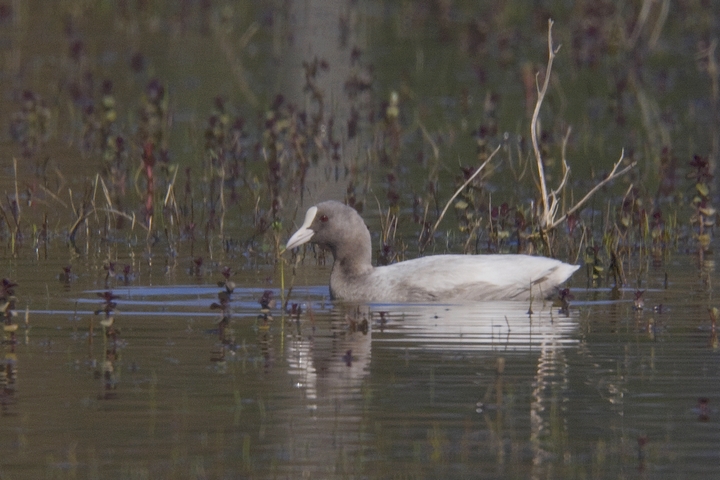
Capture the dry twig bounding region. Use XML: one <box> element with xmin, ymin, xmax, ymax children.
<box><xmin>531</xmin><ymin>21</ymin><xmax>559</xmax><ymax>229</ymax></box>
<box><xmin>532</xmin><ymin>20</ymin><xmax>635</xmax><ymax>232</ymax></box>
<box><xmin>427</xmin><ymin>144</ymin><xmax>502</xmax><ymax>242</ymax></box>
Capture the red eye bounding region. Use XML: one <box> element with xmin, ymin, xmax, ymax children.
<box><xmin>320</xmin><ymin>215</ymin><xmax>329</xmax><ymax>223</ymax></box>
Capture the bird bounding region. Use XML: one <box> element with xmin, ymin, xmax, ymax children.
<box><xmin>285</xmin><ymin>201</ymin><xmax>579</xmax><ymax>303</ymax></box>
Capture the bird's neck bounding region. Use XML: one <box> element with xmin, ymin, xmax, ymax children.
<box><xmin>328</xmin><ymin>229</ymin><xmax>374</xmax><ymax>298</ymax></box>
<box><xmin>332</xmin><ymin>238</ymin><xmax>373</xmax><ymax>276</ymax></box>
<box><xmin>329</xmin><ymin>255</ymin><xmax>374</xmax><ymax>300</ymax></box>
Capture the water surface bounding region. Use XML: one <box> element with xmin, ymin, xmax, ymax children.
<box><xmin>1</xmin><ymin>252</ymin><xmax>719</xmax><ymax>478</ymax></box>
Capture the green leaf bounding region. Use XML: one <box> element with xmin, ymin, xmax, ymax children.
<box><xmin>696</xmin><ymin>182</ymin><xmax>710</xmax><ymax>197</ymax></box>
<box><xmin>697</xmin><ymin>234</ymin><xmax>711</xmax><ymax>247</ymax></box>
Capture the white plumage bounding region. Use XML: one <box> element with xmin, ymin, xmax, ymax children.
<box><xmin>286</xmin><ymin>201</ymin><xmax>579</xmax><ymax>303</ymax></box>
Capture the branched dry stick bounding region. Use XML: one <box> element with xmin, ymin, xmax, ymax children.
<box><xmin>426</xmin><ymin>144</ymin><xmax>502</xmax><ymax>242</ymax></box>
<box><xmin>533</xmin><ymin>20</ymin><xmax>635</xmax><ymax>233</ymax></box>
<box><xmin>531</xmin><ymin>20</ymin><xmax>559</xmax><ymax>229</ymax></box>
<box><xmin>551</xmin><ymin>127</ymin><xmax>572</xmax><ymax>200</ymax></box>
<box><xmin>538</xmin><ymin>127</ymin><xmax>572</xmax><ymax>225</ymax></box>
<box><xmin>628</xmin><ymin>0</ymin><xmax>655</xmax><ymax>48</ymax></box>
<box><xmin>548</xmin><ymin>151</ymin><xmax>637</xmax><ymax>231</ymax></box>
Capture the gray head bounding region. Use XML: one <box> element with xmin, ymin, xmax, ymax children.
<box><xmin>286</xmin><ymin>201</ymin><xmax>372</xmax><ymax>266</ymax></box>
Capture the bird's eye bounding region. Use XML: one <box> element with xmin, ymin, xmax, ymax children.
<box><xmin>320</xmin><ymin>215</ymin><xmax>329</xmax><ymax>223</ymax></box>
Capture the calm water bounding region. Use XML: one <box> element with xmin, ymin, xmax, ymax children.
<box><xmin>0</xmin><ymin>250</ymin><xmax>719</xmax><ymax>479</ymax></box>
<box><xmin>1</xmin><ymin>1</ymin><xmax>720</xmax><ymax>479</ymax></box>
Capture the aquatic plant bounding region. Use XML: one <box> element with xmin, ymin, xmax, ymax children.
<box><xmin>258</xmin><ymin>289</ymin><xmax>274</xmax><ymax>328</ymax></box>
<box><xmin>59</xmin><ymin>265</ymin><xmax>77</xmax><ymax>283</ymax></box>
<box><xmin>210</xmin><ymin>267</ymin><xmax>238</xmax><ymax>364</ymax></box>
<box><xmin>0</xmin><ymin>278</ymin><xmax>19</xmax><ymax>410</ymax></box>
<box><xmin>687</xmin><ymin>154</ymin><xmax>715</xmax><ymax>254</ymax></box>
<box><xmin>9</xmin><ymin>91</ymin><xmax>51</xmax><ymax>158</ymax></box>
<box><xmin>92</xmin><ymin>290</ymin><xmax>120</xmax><ymax>399</ymax></box>
<box><xmin>709</xmin><ymin>307</ymin><xmax>718</xmax><ymax>350</ymax></box>
<box><xmin>530</xmin><ymin>21</ymin><xmax>635</xmax><ymax>239</ymax></box>
<box><xmin>139</xmin><ymin>79</ymin><xmax>168</xmax><ymax>149</ymax></box>
<box><xmin>1</xmin><ymin>279</ymin><xmax>19</xmax><ymax>345</ymax></box>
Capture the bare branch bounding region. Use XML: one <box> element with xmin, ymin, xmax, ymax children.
<box><xmin>528</xmin><ymin>22</ymin><xmax>636</xmax><ymax>233</ymax></box>
<box><xmin>548</xmin><ymin>150</ymin><xmax>636</xmax><ymax>231</ymax></box>
<box><xmin>628</xmin><ymin>0</ymin><xmax>654</xmax><ymax>48</ymax></box>
<box><xmin>551</xmin><ymin>127</ymin><xmax>572</xmax><ymax>198</ymax></box>
<box><xmin>531</xmin><ymin>19</ymin><xmax>561</xmax><ymax>229</ymax></box>
<box><xmin>428</xmin><ymin>144</ymin><xmax>502</xmax><ymax>241</ymax></box>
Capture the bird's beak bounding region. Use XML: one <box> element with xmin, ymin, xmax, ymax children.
<box><xmin>286</xmin><ymin>206</ymin><xmax>317</xmax><ymax>250</ymax></box>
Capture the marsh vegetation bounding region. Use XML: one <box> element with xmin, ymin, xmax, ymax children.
<box><xmin>0</xmin><ymin>1</ymin><xmax>719</xmax><ymax>478</ymax></box>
